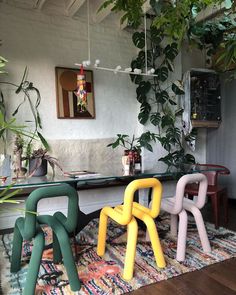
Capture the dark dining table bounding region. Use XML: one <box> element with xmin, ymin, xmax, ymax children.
<box><xmin>0</xmin><ymin>165</ymin><xmax>224</xmax><ymax>232</ymax></box>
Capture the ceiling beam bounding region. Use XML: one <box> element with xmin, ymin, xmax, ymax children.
<box><xmin>66</xmin><ymin>0</ymin><xmax>86</xmax><ymax>17</ymax></box>
<box><xmin>196</xmin><ymin>3</ymin><xmax>227</xmax><ymax>22</ymax></box>
<box><xmin>33</xmin><ymin>0</ymin><xmax>47</xmax><ymax>10</ymax></box>
<box><xmin>142</xmin><ymin>1</ymin><xmax>151</xmax><ymax>14</ymax></box>
<box><xmin>120</xmin><ymin>1</ymin><xmax>152</xmax><ymax>30</ymax></box>
<box><xmin>92</xmin><ymin>0</ymin><xmax>113</xmax><ymax>23</ymax></box>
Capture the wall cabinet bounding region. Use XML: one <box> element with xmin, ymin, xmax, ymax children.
<box><xmin>190</xmin><ymin>69</ymin><xmax>221</xmax><ymax>128</ymax></box>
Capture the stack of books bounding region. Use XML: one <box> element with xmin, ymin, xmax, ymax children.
<box><xmin>63</xmin><ymin>170</ymin><xmax>101</xmax><ymax>179</ymax></box>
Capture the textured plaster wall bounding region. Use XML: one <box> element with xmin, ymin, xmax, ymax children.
<box><xmin>0</xmin><ymin>3</ymin><xmax>141</xmax><ymax>228</ymax></box>
<box><xmin>0</xmin><ymin>3</ymin><xmax>138</xmax><ymax>140</ymax></box>
<box><xmin>206</xmin><ymin>77</ymin><xmax>236</xmax><ymax>199</ymax></box>
<box><xmin>0</xmin><ymin>3</ymin><xmax>206</xmax><ymax>228</ymax></box>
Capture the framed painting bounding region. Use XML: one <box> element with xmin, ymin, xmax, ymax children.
<box><xmin>55</xmin><ymin>67</ymin><xmax>95</xmax><ymax>119</ymax></box>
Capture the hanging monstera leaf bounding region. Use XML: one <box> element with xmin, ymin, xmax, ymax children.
<box><xmin>150</xmin><ymin>112</ymin><xmax>161</xmax><ymax>126</ymax></box>
<box><xmin>172</xmin><ymin>80</ymin><xmax>185</xmax><ymax>94</ymax></box>
<box><xmin>136</xmin><ymin>81</ymin><xmax>151</xmax><ymax>103</ymax></box>
<box><xmin>155</xmin><ymin>90</ymin><xmax>169</xmax><ymax>104</ymax></box>
<box><xmin>155</xmin><ymin>66</ymin><xmax>168</xmax><ymax>82</ymax></box>
<box><xmin>165</xmin><ymin>59</ymin><xmax>174</xmax><ymax>72</ymax></box>
<box><xmin>132</xmin><ymin>32</ymin><xmax>145</xmax><ymax>49</ymax></box>
<box><xmin>164</xmin><ymin>43</ymin><xmax>178</xmax><ymax>60</ymax></box>
<box><xmin>150</xmin><ymin>26</ymin><xmax>163</xmax><ymax>45</ymax></box>
<box><xmin>138</xmin><ymin>102</ymin><xmax>151</xmax><ymax>124</ymax></box>
<box><xmin>130</xmin><ymin>59</ymin><xmax>143</xmax><ymax>84</ymax></box>
<box><xmin>161</xmin><ymin>114</ymin><xmax>174</xmax><ymax>129</ymax></box>
<box><xmin>137</xmin><ymin>50</ymin><xmax>152</xmax><ymax>67</ymax></box>
<box><xmin>136</xmin><ymin>81</ymin><xmax>151</xmax><ymax>95</ymax></box>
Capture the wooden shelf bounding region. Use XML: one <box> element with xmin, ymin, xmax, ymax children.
<box><xmin>191</xmin><ymin>120</ymin><xmax>221</xmax><ymax>128</ymax></box>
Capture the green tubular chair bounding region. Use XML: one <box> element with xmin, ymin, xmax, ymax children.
<box><xmin>10</xmin><ymin>183</ymin><xmax>81</xmax><ymax>295</ymax></box>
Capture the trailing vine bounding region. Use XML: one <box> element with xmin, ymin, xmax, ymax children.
<box><xmin>101</xmin><ymin>0</ymin><xmax>235</xmax><ymax>171</ymax></box>
<box><xmin>130</xmin><ymin>18</ymin><xmax>196</xmax><ymax>170</ymax></box>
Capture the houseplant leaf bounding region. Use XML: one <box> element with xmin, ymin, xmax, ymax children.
<box><xmin>164</xmin><ymin>43</ymin><xmax>178</xmax><ymax>61</ymax></box>
<box><xmin>37</xmin><ymin>132</ymin><xmax>50</xmax><ymax>151</ymax></box>
<box><xmin>150</xmin><ymin>26</ymin><xmax>163</xmax><ymax>44</ymax></box>
<box><xmin>132</xmin><ymin>32</ymin><xmax>145</xmax><ymax>49</ymax></box>
<box><xmin>150</xmin><ymin>112</ymin><xmax>161</xmax><ymax>126</ymax></box>
<box><xmin>155</xmin><ymin>66</ymin><xmax>168</xmax><ymax>82</ymax></box>
<box><xmin>138</xmin><ymin>102</ymin><xmax>151</xmax><ymax>124</ymax></box>
<box><xmin>172</xmin><ymin>80</ymin><xmax>185</xmax><ymax>95</ymax></box>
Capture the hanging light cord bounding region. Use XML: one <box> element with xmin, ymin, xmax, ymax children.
<box><xmin>75</xmin><ymin>1</ymin><xmax>157</xmax><ymax>77</ymax></box>
<box><xmin>144</xmin><ymin>13</ymin><xmax>148</xmax><ymax>74</ymax></box>
<box><xmin>87</xmin><ymin>0</ymin><xmax>91</xmax><ymax>62</ymax></box>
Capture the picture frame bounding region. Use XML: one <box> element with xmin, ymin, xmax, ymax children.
<box><xmin>55</xmin><ymin>66</ymin><xmax>95</xmax><ymax>119</ymax></box>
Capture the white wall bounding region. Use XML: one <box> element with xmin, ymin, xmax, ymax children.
<box><xmin>0</xmin><ymin>3</ymin><xmax>138</xmax><ymax>140</ymax></box>
<box><xmin>207</xmin><ymin>76</ymin><xmax>236</xmax><ymax>198</ymax></box>
<box><xmin>0</xmin><ymin>3</ymin><xmax>207</xmax><ymax>228</ymax></box>
<box><xmin>0</xmin><ymin>3</ymin><xmax>141</xmax><ymax>229</ymax></box>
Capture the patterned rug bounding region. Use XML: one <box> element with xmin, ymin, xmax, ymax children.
<box><xmin>1</xmin><ymin>213</ymin><xmax>236</xmax><ymax>295</ymax></box>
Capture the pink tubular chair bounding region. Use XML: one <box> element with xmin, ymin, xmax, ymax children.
<box><xmin>161</xmin><ymin>173</ymin><xmax>211</xmax><ymax>261</ymax></box>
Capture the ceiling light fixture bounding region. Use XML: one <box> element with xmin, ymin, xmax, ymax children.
<box><xmin>75</xmin><ymin>0</ymin><xmax>157</xmax><ymax>77</ymax></box>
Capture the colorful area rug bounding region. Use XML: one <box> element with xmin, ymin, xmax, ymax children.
<box><xmin>1</xmin><ymin>214</ymin><xmax>236</xmax><ymax>295</ymax></box>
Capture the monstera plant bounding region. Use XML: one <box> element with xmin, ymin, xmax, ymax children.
<box><xmin>100</xmin><ymin>0</ymin><xmax>235</xmax><ymax>171</ymax></box>
<box><xmin>129</xmin><ymin>22</ymin><xmax>196</xmax><ymax>170</ymax></box>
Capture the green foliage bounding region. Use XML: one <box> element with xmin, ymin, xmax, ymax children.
<box><xmin>128</xmin><ymin>20</ymin><xmax>197</xmax><ymax>171</ymax></box>
<box><xmin>188</xmin><ymin>10</ymin><xmax>236</xmax><ymax>77</ymax></box>
<box><xmin>98</xmin><ymin>0</ymin><xmax>146</xmax><ymax>28</ymax></box>
<box><xmin>0</xmin><ymin>65</ymin><xmax>50</xmax><ymax>152</ymax></box>
<box><xmin>101</xmin><ymin>0</ymin><xmax>235</xmax><ymax>170</ymax></box>
<box><xmin>108</xmin><ymin>132</ymin><xmax>157</xmax><ymax>152</ymax></box>
<box><xmin>0</xmin><ymin>56</ymin><xmax>8</xmax><ymax>74</ymax></box>
<box><xmin>0</xmin><ymin>183</ymin><xmax>22</xmax><ymax>207</ymax></box>
<box><xmin>100</xmin><ymin>0</ymin><xmax>226</xmax><ymax>43</ymax></box>
<box><xmin>0</xmin><ymin>183</ymin><xmax>37</xmax><ymax>214</ymax></box>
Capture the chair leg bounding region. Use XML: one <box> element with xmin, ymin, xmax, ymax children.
<box><xmin>56</xmin><ymin>228</ymin><xmax>81</xmax><ymax>291</ymax></box>
<box><xmin>170</xmin><ymin>214</ymin><xmax>178</xmax><ymax>237</ymax></box>
<box><xmin>23</xmin><ymin>228</ymin><xmax>45</xmax><ymax>295</ymax></box>
<box><xmin>123</xmin><ymin>217</ymin><xmax>138</xmax><ymax>281</ymax></box>
<box><xmin>97</xmin><ymin>210</ymin><xmax>108</xmax><ymax>256</ymax></box>
<box><xmin>191</xmin><ymin>206</ymin><xmax>211</xmax><ymax>253</ymax></box>
<box><xmin>222</xmin><ymin>189</ymin><xmax>229</xmax><ymax>226</ymax></box>
<box><xmin>145</xmin><ymin>215</ymin><xmax>166</xmax><ymax>269</ymax></box>
<box><xmin>38</xmin><ymin>215</ymin><xmax>81</xmax><ymax>292</ymax></box>
<box><xmin>53</xmin><ymin>232</ymin><xmax>62</xmax><ymax>264</ymax></box>
<box><xmin>11</xmin><ymin>218</ymin><xmax>24</xmax><ymax>273</ymax></box>
<box><xmin>176</xmin><ymin>210</ymin><xmax>188</xmax><ymax>262</ymax></box>
<box><xmin>210</xmin><ymin>194</ymin><xmax>219</xmax><ymax>229</ymax></box>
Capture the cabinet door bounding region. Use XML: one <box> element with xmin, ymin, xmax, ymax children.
<box><xmin>190</xmin><ymin>71</ymin><xmax>221</xmax><ymax>122</ymax></box>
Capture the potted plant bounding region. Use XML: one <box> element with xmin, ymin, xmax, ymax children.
<box><xmin>108</xmin><ymin>132</ymin><xmax>157</xmax><ymax>173</ymax></box>
<box><xmin>26</xmin><ymin>148</ymin><xmax>63</xmax><ymax>177</ymax></box>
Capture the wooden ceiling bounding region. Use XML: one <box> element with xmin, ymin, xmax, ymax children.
<box><xmin>0</xmin><ymin>0</ymin><xmax>121</xmax><ymax>24</ymax></box>
<box><xmin>1</xmin><ymin>1</ymin><xmax>224</xmax><ymax>27</ymax></box>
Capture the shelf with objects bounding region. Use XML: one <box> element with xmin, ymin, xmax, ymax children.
<box><xmin>182</xmin><ymin>68</ymin><xmax>222</xmax><ymax>130</ymax></box>
<box><xmin>191</xmin><ymin>69</ymin><xmax>221</xmax><ymax>128</ymax></box>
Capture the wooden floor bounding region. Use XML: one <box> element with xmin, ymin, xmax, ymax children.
<box><xmin>130</xmin><ymin>200</ymin><xmax>236</xmax><ymax>295</ymax></box>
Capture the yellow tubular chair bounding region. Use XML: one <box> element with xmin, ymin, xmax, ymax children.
<box><xmin>97</xmin><ymin>178</ymin><xmax>166</xmax><ymax>281</ymax></box>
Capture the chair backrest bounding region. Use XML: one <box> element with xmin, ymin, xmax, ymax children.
<box><xmin>122</xmin><ymin>178</ymin><xmax>162</xmax><ymax>223</ymax></box>
<box><xmin>172</xmin><ymin>173</ymin><xmax>208</xmax><ymax>213</ymax></box>
<box><xmin>24</xmin><ymin>183</ymin><xmax>78</xmax><ymax>240</ymax></box>
<box><xmin>195</xmin><ymin>164</ymin><xmax>230</xmax><ymax>186</ymax></box>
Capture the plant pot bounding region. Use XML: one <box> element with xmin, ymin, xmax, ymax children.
<box><xmin>0</xmin><ymin>154</ymin><xmax>11</xmax><ymax>177</ymax></box>
<box><xmin>124</xmin><ymin>150</ymin><xmax>142</xmax><ymax>174</ymax></box>
<box><xmin>29</xmin><ymin>158</ymin><xmax>48</xmax><ymax>177</ymax></box>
